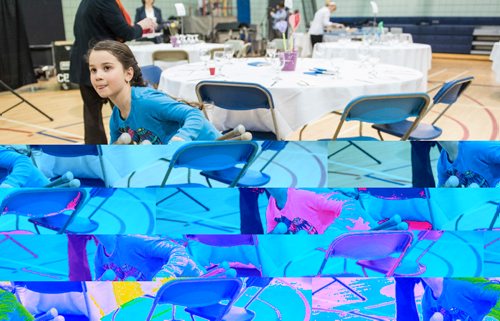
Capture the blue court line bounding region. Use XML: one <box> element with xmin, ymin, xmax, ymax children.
<box><xmin>36</xmin><ymin>131</ymin><xmax>79</xmax><ymax>143</ymax></box>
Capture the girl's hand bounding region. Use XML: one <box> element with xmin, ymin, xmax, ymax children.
<box><xmin>171</xmin><ymin>136</ymin><xmax>185</xmax><ymax>142</ymax></box>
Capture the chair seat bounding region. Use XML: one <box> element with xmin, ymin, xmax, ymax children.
<box><xmin>320</xmin><ymin>136</ymin><xmax>380</xmax><ymax>141</ymax></box>
<box><xmin>357</xmin><ymin>257</ymin><xmax>426</xmax><ymax>276</ymax></box>
<box><xmin>201</xmin><ymin>168</ymin><xmax>271</xmax><ymax>187</ymax></box>
<box><xmin>185</xmin><ymin>305</ymin><xmax>255</xmax><ymax>321</ymax></box>
<box><xmin>373</xmin><ymin>121</ymin><xmax>443</xmax><ymax>140</ymax></box>
<box><xmin>29</xmin><ymin>215</ymin><xmax>99</xmax><ymax>234</ymax></box>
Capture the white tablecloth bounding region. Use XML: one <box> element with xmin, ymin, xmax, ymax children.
<box><xmin>490</xmin><ymin>42</ymin><xmax>500</xmax><ymax>82</ymax></box>
<box><xmin>313</xmin><ymin>42</ymin><xmax>432</xmax><ymax>78</ymax></box>
<box><xmin>158</xmin><ymin>58</ymin><xmax>426</xmax><ymax>139</ymax></box>
<box><xmin>128</xmin><ymin>43</ymin><xmax>225</xmax><ymax>66</ymax></box>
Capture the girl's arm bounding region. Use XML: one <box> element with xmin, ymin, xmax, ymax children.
<box><xmin>156</xmin><ymin>99</ymin><xmax>209</xmax><ymax>141</ymax></box>
<box><xmin>148</xmin><ymin>239</ymin><xmax>191</xmax><ymax>277</ymax></box>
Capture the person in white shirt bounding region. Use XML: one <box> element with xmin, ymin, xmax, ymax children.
<box><xmin>309</xmin><ymin>1</ymin><xmax>344</xmax><ymax>47</ymax></box>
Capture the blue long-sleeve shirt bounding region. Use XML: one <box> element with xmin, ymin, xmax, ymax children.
<box><xmin>94</xmin><ymin>235</ymin><xmax>203</xmax><ymax>281</ymax></box>
<box><xmin>0</xmin><ymin>147</ymin><xmax>49</xmax><ymax>187</ymax></box>
<box><xmin>437</xmin><ymin>141</ymin><xmax>500</xmax><ymax>187</ymax></box>
<box><xmin>109</xmin><ymin>86</ymin><xmax>220</xmax><ymax>144</ymax></box>
<box><xmin>422</xmin><ymin>279</ymin><xmax>500</xmax><ymax>321</ymax></box>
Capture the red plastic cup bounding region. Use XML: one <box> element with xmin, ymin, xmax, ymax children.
<box><xmin>209</xmin><ymin>67</ymin><xmax>216</xmax><ymax>76</ymax></box>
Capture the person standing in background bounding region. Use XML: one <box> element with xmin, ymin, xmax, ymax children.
<box><xmin>309</xmin><ymin>1</ymin><xmax>344</xmax><ymax>48</ymax></box>
<box><xmin>269</xmin><ymin>3</ymin><xmax>288</xmax><ymax>40</ymax></box>
<box><xmin>69</xmin><ymin>0</ymin><xmax>156</xmax><ymax>144</ymax></box>
<box><xmin>134</xmin><ymin>0</ymin><xmax>163</xmax><ymax>32</ymax></box>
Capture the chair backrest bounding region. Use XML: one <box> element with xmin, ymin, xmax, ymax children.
<box><xmin>152</xmin><ymin>49</ymin><xmax>189</xmax><ymax>62</ymax></box>
<box><xmin>195</xmin><ymin>81</ymin><xmax>280</xmax><ymax>138</ymax></box>
<box><xmin>238</xmin><ymin>43</ymin><xmax>252</xmax><ymax>58</ymax></box>
<box><xmin>141</xmin><ymin>65</ymin><xmax>163</xmax><ymax>88</ymax></box>
<box><xmin>161</xmin><ymin>141</ymin><xmax>259</xmax><ymax>187</ymax></box>
<box><xmin>0</xmin><ymin>188</ymin><xmax>87</xmax><ymax>218</ymax></box>
<box><xmin>358</xmin><ymin>188</ymin><xmax>429</xmax><ymax>200</ymax></box>
<box><xmin>357</xmin><ymin>188</ymin><xmax>436</xmax><ymax>226</ymax></box>
<box><xmin>14</xmin><ymin>281</ymin><xmax>92</xmax><ymax>318</ymax></box>
<box><xmin>225</xmin><ymin>39</ymin><xmax>244</xmax><ymax>56</ymax></box>
<box><xmin>14</xmin><ymin>281</ymin><xmax>86</xmax><ymax>294</ymax></box>
<box><xmin>334</xmin><ymin>93</ymin><xmax>431</xmax><ymax>140</ymax></box>
<box><xmin>433</xmin><ymin>76</ymin><xmax>473</xmax><ymax>105</ymax></box>
<box><xmin>196</xmin><ymin>81</ymin><xmax>275</xmax><ymax>111</ymax></box>
<box><xmin>31</xmin><ymin>145</ymin><xmax>101</xmax><ymax>157</ymax></box>
<box><xmin>146</xmin><ymin>278</ymin><xmax>242</xmax><ymax>321</ymax></box>
<box><xmin>326</xmin><ymin>231</ymin><xmax>413</xmax><ymax>260</ymax></box>
<box><xmin>30</xmin><ymin>145</ymin><xmax>109</xmax><ymax>187</ymax></box>
<box><xmin>210</xmin><ymin>47</ymin><xmax>224</xmax><ymax>59</ymax></box>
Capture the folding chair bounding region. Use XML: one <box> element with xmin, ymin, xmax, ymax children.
<box><xmin>186</xmin><ymin>234</ymin><xmax>264</xmax><ymax>277</ymax></box>
<box><xmin>202</xmin><ymin>141</ymin><xmax>287</xmax><ymax>188</ymax></box>
<box><xmin>141</xmin><ymin>141</ymin><xmax>259</xmax><ymax>188</ymax></box>
<box><xmin>145</xmin><ymin>278</ymin><xmax>253</xmax><ymax>321</ymax></box>
<box><xmin>373</xmin><ymin>77</ymin><xmax>473</xmax><ymax>140</ymax></box>
<box><xmin>196</xmin><ymin>81</ymin><xmax>281</xmax><ymax>140</ymax></box>
<box><xmin>13</xmin><ymin>281</ymin><xmax>91</xmax><ymax>321</ymax></box>
<box><xmin>30</xmin><ymin>145</ymin><xmax>110</xmax><ymax>187</ymax></box>
<box><xmin>141</xmin><ymin>65</ymin><xmax>163</xmax><ymax>88</ymax></box>
<box><xmin>324</xmin><ymin>93</ymin><xmax>431</xmax><ymax>141</ymax></box>
<box><xmin>225</xmin><ymin>39</ymin><xmax>244</xmax><ymax>57</ymax></box>
<box><xmin>0</xmin><ymin>188</ymin><xmax>95</xmax><ymax>234</ymax></box>
<box><xmin>153</xmin><ymin>49</ymin><xmax>190</xmax><ymax>69</ymax></box>
<box><xmin>316</xmin><ymin>231</ymin><xmax>414</xmax><ymax>277</ymax></box>
<box><xmin>328</xmin><ymin>141</ymin><xmax>381</xmax><ymax>164</ymax></box>
<box><xmin>357</xmin><ymin>188</ymin><xmax>436</xmax><ymax>229</ymax></box>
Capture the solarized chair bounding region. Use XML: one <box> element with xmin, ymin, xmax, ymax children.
<box><xmin>30</xmin><ymin>145</ymin><xmax>110</xmax><ymax>187</ymax></box>
<box><xmin>134</xmin><ymin>141</ymin><xmax>260</xmax><ymax>188</ymax></box>
<box><xmin>13</xmin><ymin>281</ymin><xmax>91</xmax><ymax>321</ymax></box>
<box><xmin>324</xmin><ymin>93</ymin><xmax>431</xmax><ymax>141</ymax></box>
<box><xmin>196</xmin><ymin>80</ymin><xmax>281</xmax><ymax>140</ymax></box>
<box><xmin>186</xmin><ymin>234</ymin><xmax>264</xmax><ymax>277</ymax></box>
<box><xmin>312</xmin><ymin>277</ymin><xmax>366</xmax><ymax>302</ymax></box>
<box><xmin>201</xmin><ymin>141</ymin><xmax>288</xmax><ymax>188</ymax></box>
<box><xmin>373</xmin><ymin>77</ymin><xmax>473</xmax><ymax>140</ymax></box>
<box><xmin>357</xmin><ymin>188</ymin><xmax>436</xmax><ymax>230</ymax></box>
<box><xmin>316</xmin><ymin>231</ymin><xmax>414</xmax><ymax>277</ymax></box>
<box><xmin>0</xmin><ymin>188</ymin><xmax>97</xmax><ymax>234</ymax></box>
<box><xmin>145</xmin><ymin>278</ymin><xmax>254</xmax><ymax>321</ymax></box>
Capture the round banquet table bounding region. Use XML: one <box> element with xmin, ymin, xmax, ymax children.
<box><xmin>490</xmin><ymin>42</ymin><xmax>500</xmax><ymax>82</ymax></box>
<box><xmin>128</xmin><ymin>42</ymin><xmax>225</xmax><ymax>66</ymax></box>
<box><xmin>158</xmin><ymin>58</ymin><xmax>426</xmax><ymax>139</ymax></box>
<box><xmin>313</xmin><ymin>42</ymin><xmax>432</xmax><ymax>78</ymax></box>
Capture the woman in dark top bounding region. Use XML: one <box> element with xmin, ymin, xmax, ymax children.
<box><xmin>135</xmin><ymin>0</ymin><xmax>163</xmax><ymax>31</ymax></box>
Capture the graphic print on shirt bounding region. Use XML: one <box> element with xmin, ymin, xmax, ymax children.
<box><xmin>275</xmin><ymin>216</ymin><xmax>318</xmax><ymax>234</ymax></box>
<box><xmin>101</xmin><ymin>262</ymin><xmax>144</xmax><ymax>281</ymax></box>
<box><xmin>446</xmin><ymin>168</ymin><xmax>490</xmax><ymax>187</ymax></box>
<box><xmin>120</xmin><ymin>126</ymin><xmax>162</xmax><ymax>144</ymax></box>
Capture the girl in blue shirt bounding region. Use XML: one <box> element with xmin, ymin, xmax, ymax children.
<box><xmin>87</xmin><ymin>40</ymin><xmax>220</xmax><ymax>144</ymax></box>
<box><xmin>438</xmin><ymin>141</ymin><xmax>500</xmax><ymax>188</ymax></box>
